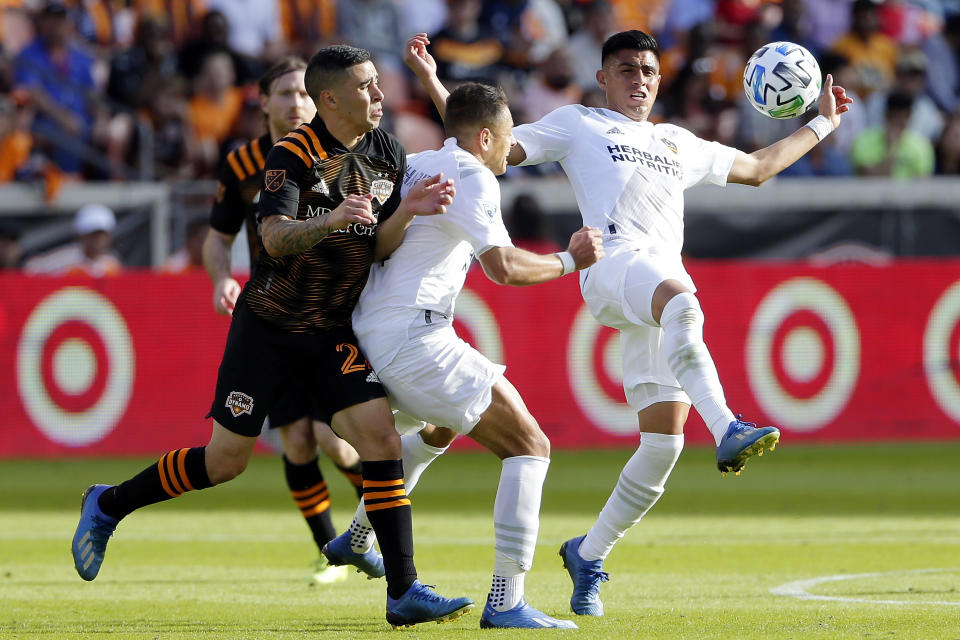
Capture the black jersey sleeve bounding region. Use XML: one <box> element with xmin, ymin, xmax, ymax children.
<box><xmin>378</xmin><ymin>133</ymin><xmax>407</xmax><ymax>223</ymax></box>
<box><xmin>259</xmin><ymin>143</ymin><xmax>307</xmax><ymax>220</ymax></box>
<box><xmin>209</xmin><ymin>159</ymin><xmax>245</xmax><ymax>235</ymax></box>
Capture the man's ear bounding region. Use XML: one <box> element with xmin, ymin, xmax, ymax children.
<box><xmin>318</xmin><ymin>88</ymin><xmax>336</xmax><ymax>110</ymax></box>
<box><xmin>479</xmin><ymin>126</ymin><xmax>491</xmax><ymax>150</ymax></box>
<box><xmin>596</xmin><ymin>68</ymin><xmax>606</xmax><ymax>91</ymax></box>
<box><xmin>259</xmin><ymin>93</ymin><xmax>270</xmax><ymax>117</ymax></box>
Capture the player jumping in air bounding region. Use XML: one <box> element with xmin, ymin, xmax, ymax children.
<box><xmin>405</xmin><ymin>30</ymin><xmax>852</xmax><ymax>616</ymax></box>
<box><xmin>72</xmin><ymin>44</ymin><xmax>474</xmax><ymax>629</ymax></box>
<box><xmin>324</xmin><ymin>79</ymin><xmax>604</xmax><ymax>629</ymax></box>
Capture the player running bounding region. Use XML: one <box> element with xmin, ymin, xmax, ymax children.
<box><xmin>202</xmin><ymin>55</ymin><xmax>363</xmax><ymax>584</ymax></box>
<box><xmin>322</xmin><ymin>79</ymin><xmax>603</xmax><ymax>629</ymax></box>
<box><xmin>72</xmin><ymin>44</ymin><xmax>473</xmax><ymax>629</ymax></box>
<box><xmin>405</xmin><ymin>30</ymin><xmax>852</xmax><ymax>616</ymax></box>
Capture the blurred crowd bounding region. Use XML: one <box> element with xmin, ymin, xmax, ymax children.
<box><xmin>1</xmin><ymin>0</ymin><xmax>959</xmax><ymax>273</ymax></box>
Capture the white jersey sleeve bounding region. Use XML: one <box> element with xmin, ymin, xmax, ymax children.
<box><xmin>512</xmin><ymin>104</ymin><xmax>583</xmax><ymax>165</ymax></box>
<box><xmin>448</xmin><ymin>168</ymin><xmax>513</xmax><ymax>255</ymax></box>
<box><xmin>668</xmin><ymin>125</ymin><xmax>737</xmax><ymax>189</ymax></box>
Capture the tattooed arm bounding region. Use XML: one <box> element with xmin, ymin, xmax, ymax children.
<box><xmin>261</xmin><ymin>194</ymin><xmax>378</xmax><ymax>257</ymax></box>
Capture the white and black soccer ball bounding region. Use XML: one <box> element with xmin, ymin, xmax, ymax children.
<box><xmin>743</xmin><ymin>42</ymin><xmax>821</xmax><ymax>119</ymax></box>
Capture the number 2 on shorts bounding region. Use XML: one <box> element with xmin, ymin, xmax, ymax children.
<box><xmin>336</xmin><ymin>342</ymin><xmax>367</xmax><ymax>375</ymax></box>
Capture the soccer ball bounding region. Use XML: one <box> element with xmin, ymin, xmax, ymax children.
<box><xmin>743</xmin><ymin>42</ymin><xmax>821</xmax><ymax>119</ymax></box>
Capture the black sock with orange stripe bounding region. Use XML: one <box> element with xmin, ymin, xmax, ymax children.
<box><xmin>97</xmin><ymin>447</ymin><xmax>212</xmax><ymax>521</ymax></box>
<box><xmin>283</xmin><ymin>456</ymin><xmax>336</xmax><ymax>551</ymax></box>
<box><xmin>335</xmin><ymin>462</ymin><xmax>364</xmax><ymax>499</ymax></box>
<box><xmin>362</xmin><ymin>459</ymin><xmax>417</xmax><ymax>599</ymax></box>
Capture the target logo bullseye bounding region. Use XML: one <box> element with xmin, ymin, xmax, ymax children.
<box><xmin>16</xmin><ymin>287</ymin><xmax>134</xmax><ymax>446</ymax></box>
<box><xmin>568</xmin><ymin>305</ymin><xmax>636</xmax><ymax>436</ymax></box>
<box><xmin>923</xmin><ymin>279</ymin><xmax>960</xmax><ymax>425</ymax></box>
<box><xmin>746</xmin><ymin>278</ymin><xmax>859</xmax><ymax>431</ymax></box>
<box><xmin>454</xmin><ymin>288</ymin><xmax>504</xmax><ymax>364</ymax></box>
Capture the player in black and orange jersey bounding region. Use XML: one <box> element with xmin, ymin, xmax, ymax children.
<box><xmin>201</xmin><ymin>56</ymin><xmax>363</xmax><ymax>584</ymax></box>
<box><xmin>72</xmin><ymin>44</ymin><xmax>474</xmax><ymax>629</ymax></box>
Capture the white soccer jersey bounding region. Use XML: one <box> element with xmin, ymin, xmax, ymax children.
<box><xmin>513</xmin><ymin>104</ymin><xmax>737</xmax><ymax>255</ymax></box>
<box><xmin>353</xmin><ymin>138</ymin><xmax>513</xmax><ymax>369</ymax></box>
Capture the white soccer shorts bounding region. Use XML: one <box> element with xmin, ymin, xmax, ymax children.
<box><xmin>580</xmin><ymin>245</ymin><xmax>694</xmax><ymax>410</ymax></box>
<box><xmin>376</xmin><ymin>320</ymin><xmax>505</xmax><ymax>434</ymax></box>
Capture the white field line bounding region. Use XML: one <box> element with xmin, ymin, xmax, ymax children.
<box><xmin>770</xmin><ymin>568</ymin><xmax>960</xmax><ymax>606</ymax></box>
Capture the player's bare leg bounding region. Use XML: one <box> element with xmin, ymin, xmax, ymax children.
<box><xmin>331</xmin><ymin>398</ymin><xmax>473</xmax><ymax>627</ymax></box>
<box><xmin>312</xmin><ymin>420</ymin><xmax>365</xmax><ymax>498</ymax></box>
<box><xmin>465</xmin><ymin>379</ymin><xmax>577</xmax><ymax>629</ymax></box>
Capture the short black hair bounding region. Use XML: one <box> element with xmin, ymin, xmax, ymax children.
<box><xmin>444</xmin><ymin>82</ymin><xmax>510</xmax><ymax>138</ymax></box>
<box><xmin>601</xmin><ymin>30</ymin><xmax>660</xmax><ymax>64</ymax></box>
<box><xmin>259</xmin><ymin>56</ymin><xmax>307</xmax><ymax>96</ymax></box>
<box><xmin>885</xmin><ymin>90</ymin><xmax>914</xmax><ymax>115</ymax></box>
<box><xmin>304</xmin><ymin>45</ymin><xmax>372</xmax><ymax>100</ymax></box>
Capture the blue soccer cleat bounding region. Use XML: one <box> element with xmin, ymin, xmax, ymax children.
<box><xmin>321</xmin><ymin>530</ymin><xmax>385</xmax><ymax>579</ymax></box>
<box><xmin>480</xmin><ymin>597</ymin><xmax>578</xmax><ymax>629</ymax></box>
<box><xmin>559</xmin><ymin>535</ymin><xmax>609</xmax><ymax>616</ymax></box>
<box><xmin>71</xmin><ymin>484</ymin><xmax>118</xmax><ymax>581</ymax></box>
<box><xmin>716</xmin><ymin>415</ymin><xmax>780</xmax><ymax>476</ymax></box>
<box><xmin>385</xmin><ymin>580</ymin><xmax>474</xmax><ymax>628</ymax></box>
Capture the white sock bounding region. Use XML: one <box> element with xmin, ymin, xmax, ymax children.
<box><xmin>660</xmin><ymin>293</ymin><xmax>735</xmax><ymax>445</ymax></box>
<box><xmin>489</xmin><ymin>455</ymin><xmax>549</xmax><ymax>611</ymax></box>
<box><xmin>579</xmin><ymin>433</ymin><xmax>683</xmax><ymax>561</ymax></box>
<box><xmin>488</xmin><ymin>574</ymin><xmax>525</xmax><ymax>612</ymax></box>
<box><xmin>348</xmin><ymin>431</ymin><xmax>448</xmax><ymax>553</ymax></box>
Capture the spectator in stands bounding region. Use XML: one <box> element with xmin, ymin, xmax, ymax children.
<box><xmin>186</xmin><ymin>48</ymin><xmax>244</xmax><ymax>172</ymax></box>
<box><xmin>276</xmin><ymin>0</ymin><xmax>340</xmax><ymax>55</ymax></box>
<box><xmin>0</xmin><ymin>93</ymin><xmax>33</xmax><ymax>182</ymax></box>
<box><xmin>163</xmin><ymin>217</ymin><xmax>207</xmax><ymax>273</ymax></box>
<box><xmin>13</xmin><ymin>1</ymin><xmax>103</xmax><ymax>174</ymax></box>
<box><xmin>107</xmin><ymin>16</ymin><xmax>177</xmax><ymax>110</ymax></box>
<box><xmin>206</xmin><ymin>0</ymin><xmax>282</xmax><ymax>62</ymax></box>
<box><xmin>923</xmin><ymin>13</ymin><xmax>960</xmax><ymax>115</ymax></box>
<box><xmin>337</xmin><ymin>0</ymin><xmax>405</xmax><ymax>71</ymax></box>
<box><xmin>851</xmin><ymin>90</ymin><xmax>935</xmax><ymax>178</ymax></box>
<box><xmin>769</xmin><ymin>0</ymin><xmax>819</xmax><ymax>56</ymax></box>
<box><xmin>482</xmin><ymin>0</ymin><xmax>567</xmax><ymax>71</ymax></box>
<box><xmin>517</xmin><ymin>46</ymin><xmax>582</xmax><ymax>122</ymax></box>
<box><xmin>935</xmin><ymin>110</ymin><xmax>960</xmax><ymax>175</ymax></box>
<box><xmin>24</xmin><ymin>204</ymin><xmax>123</xmax><ymax>276</ymax></box>
<box><xmin>866</xmin><ymin>49</ymin><xmax>943</xmax><ymax>142</ymax></box>
<box><xmin>178</xmin><ymin>10</ymin><xmax>257</xmax><ymax>85</ymax></box>
<box><xmin>429</xmin><ymin>0</ymin><xmax>504</xmax><ymax>86</ymax></box>
<box><xmin>568</xmin><ymin>1</ymin><xmax>616</xmax><ymax>91</ymax></box>
<box><xmin>831</xmin><ymin>0</ymin><xmax>900</xmax><ymax>99</ymax></box>
<box><xmin>0</xmin><ymin>219</ymin><xmax>22</xmax><ymax>269</ymax></box>
<box><xmin>804</xmin><ymin>0</ymin><xmax>855</xmax><ymax>54</ymax></box>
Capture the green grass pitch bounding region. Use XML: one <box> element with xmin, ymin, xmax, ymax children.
<box><xmin>2</xmin><ymin>442</ymin><xmax>959</xmax><ymax>639</ymax></box>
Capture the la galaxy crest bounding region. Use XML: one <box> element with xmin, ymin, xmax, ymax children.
<box><xmin>660</xmin><ymin>138</ymin><xmax>678</xmax><ymax>154</ymax></box>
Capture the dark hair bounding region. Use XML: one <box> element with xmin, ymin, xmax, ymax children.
<box><xmin>444</xmin><ymin>82</ymin><xmax>509</xmax><ymax>137</ymax></box>
<box><xmin>601</xmin><ymin>30</ymin><xmax>659</xmax><ymax>64</ymax></box>
<box><xmin>885</xmin><ymin>90</ymin><xmax>914</xmax><ymax>115</ymax></box>
<box><xmin>304</xmin><ymin>45</ymin><xmax>371</xmax><ymax>99</ymax></box>
<box><xmin>259</xmin><ymin>56</ymin><xmax>307</xmax><ymax>96</ymax></box>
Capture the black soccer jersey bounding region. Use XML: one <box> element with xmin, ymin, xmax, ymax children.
<box><xmin>245</xmin><ymin>115</ymin><xmax>405</xmax><ymax>333</ymax></box>
<box><xmin>209</xmin><ymin>133</ymin><xmax>272</xmax><ymax>263</ymax></box>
